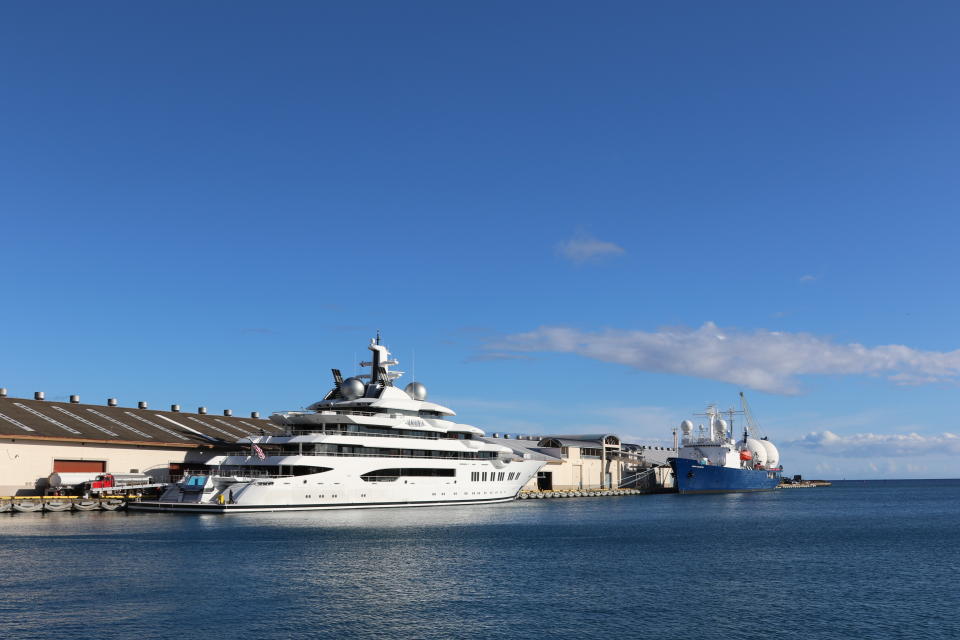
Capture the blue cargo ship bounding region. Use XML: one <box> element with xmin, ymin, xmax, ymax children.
<box><xmin>670</xmin><ymin>457</ymin><xmax>780</xmax><ymax>493</ymax></box>
<box><xmin>668</xmin><ymin>401</ymin><xmax>781</xmax><ymax>494</ymax></box>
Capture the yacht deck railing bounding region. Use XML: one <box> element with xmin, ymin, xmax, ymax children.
<box><xmin>217</xmin><ymin>450</ymin><xmax>498</xmax><ymax>461</ymax></box>
<box><xmin>284</xmin><ymin>429</ymin><xmax>444</xmax><ymax>441</ymax></box>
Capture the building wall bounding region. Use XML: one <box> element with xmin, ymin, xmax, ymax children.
<box><xmin>0</xmin><ymin>438</ymin><xmax>214</xmax><ymax>496</ymax></box>
<box><xmin>524</xmin><ymin>446</ymin><xmax>624</xmax><ymax>491</ymax></box>
<box><xmin>522</xmin><ymin>446</ymin><xmax>676</xmax><ymax>492</ymax></box>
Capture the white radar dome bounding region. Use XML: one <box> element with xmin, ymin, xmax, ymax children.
<box><xmin>713</xmin><ymin>419</ymin><xmax>727</xmax><ymax>439</ymax></box>
<box><xmin>680</xmin><ymin>420</ymin><xmax>694</xmax><ymax>434</ymax></box>
<box><xmin>404</xmin><ymin>381</ymin><xmax>428</xmax><ymax>401</ymax></box>
<box><xmin>760</xmin><ymin>439</ymin><xmax>780</xmax><ymax>468</ymax></box>
<box><xmin>745</xmin><ymin>437</ymin><xmax>768</xmax><ymax>466</ymax></box>
<box><xmin>340</xmin><ymin>377</ymin><xmax>366</xmax><ymax>400</ymax></box>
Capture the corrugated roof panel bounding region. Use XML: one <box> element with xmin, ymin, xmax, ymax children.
<box><xmin>13</xmin><ymin>403</ymin><xmax>82</xmax><ymax>435</ymax></box>
<box><xmin>85</xmin><ymin>408</ymin><xmax>154</xmax><ymax>439</ymax></box>
<box><xmin>185</xmin><ymin>416</ymin><xmax>242</xmax><ymax>440</ymax></box>
<box><xmin>0</xmin><ymin>396</ymin><xmax>279</xmax><ymax>445</ymax></box>
<box><xmin>0</xmin><ymin>411</ymin><xmax>35</xmax><ymax>432</ymax></box>
<box><xmin>213</xmin><ymin>417</ymin><xmax>253</xmax><ymax>437</ymax></box>
<box><xmin>50</xmin><ymin>406</ymin><xmax>119</xmax><ymax>437</ymax></box>
<box><xmin>123</xmin><ymin>411</ymin><xmax>191</xmax><ymax>441</ymax></box>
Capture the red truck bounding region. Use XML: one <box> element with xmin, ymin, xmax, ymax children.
<box><xmin>89</xmin><ymin>473</ymin><xmax>152</xmax><ymax>490</ymax></box>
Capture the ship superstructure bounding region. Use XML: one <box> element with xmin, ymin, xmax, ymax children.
<box><xmin>668</xmin><ymin>399</ymin><xmax>782</xmax><ymax>494</ymax></box>
<box><xmin>131</xmin><ymin>335</ymin><xmax>546</xmax><ymax>513</ymax></box>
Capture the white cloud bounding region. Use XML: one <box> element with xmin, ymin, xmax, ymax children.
<box><xmin>487</xmin><ymin>323</ymin><xmax>960</xmax><ymax>394</ymax></box>
<box><xmin>441</xmin><ymin>398</ymin><xmax>677</xmax><ymax>445</ymax></box>
<box><xmin>785</xmin><ymin>430</ymin><xmax>960</xmax><ymax>457</ymax></box>
<box><xmin>464</xmin><ymin>352</ymin><xmax>535</xmax><ymax>363</ymax></box>
<box><xmin>556</xmin><ymin>231</ymin><xmax>625</xmax><ymax>263</ymax></box>
<box><xmin>799</xmin><ymin>274</ymin><xmax>817</xmax><ymax>283</ymax></box>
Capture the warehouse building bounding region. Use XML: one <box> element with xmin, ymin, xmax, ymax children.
<box><xmin>0</xmin><ymin>389</ymin><xmax>283</xmax><ymax>496</ymax></box>
<box><xmin>483</xmin><ymin>433</ymin><xmax>676</xmax><ymax>492</ymax></box>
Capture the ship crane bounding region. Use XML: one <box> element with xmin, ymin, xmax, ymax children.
<box><xmin>739</xmin><ymin>391</ymin><xmax>765</xmax><ymax>440</ymax></box>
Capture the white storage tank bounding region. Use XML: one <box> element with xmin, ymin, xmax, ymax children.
<box><xmin>760</xmin><ymin>439</ymin><xmax>780</xmax><ymax>468</ymax></box>
<box><xmin>745</xmin><ymin>437</ymin><xmax>768</xmax><ymax>467</ymax></box>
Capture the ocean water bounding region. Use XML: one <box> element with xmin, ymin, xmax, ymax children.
<box><xmin>1</xmin><ymin>480</ymin><xmax>957</xmax><ymax>640</ymax></box>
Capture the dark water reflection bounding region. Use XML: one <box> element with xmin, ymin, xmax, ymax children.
<box><xmin>1</xmin><ymin>481</ymin><xmax>958</xmax><ymax>639</ymax></box>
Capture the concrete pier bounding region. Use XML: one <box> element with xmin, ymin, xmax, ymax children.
<box><xmin>1</xmin><ymin>496</ymin><xmax>130</xmax><ymax>513</ymax></box>
<box><xmin>517</xmin><ymin>487</ymin><xmax>674</xmax><ymax>499</ymax></box>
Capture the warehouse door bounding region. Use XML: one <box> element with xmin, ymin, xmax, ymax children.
<box><xmin>536</xmin><ymin>471</ymin><xmax>552</xmax><ymax>491</ymax></box>
<box><xmin>53</xmin><ymin>460</ymin><xmax>106</xmax><ymax>473</ymax></box>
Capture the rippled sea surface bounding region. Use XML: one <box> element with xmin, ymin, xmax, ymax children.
<box><xmin>1</xmin><ymin>480</ymin><xmax>958</xmax><ymax>640</ymax></box>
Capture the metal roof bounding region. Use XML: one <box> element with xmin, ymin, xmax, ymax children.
<box><xmin>480</xmin><ymin>437</ymin><xmax>563</xmax><ymax>462</ymax></box>
<box><xmin>538</xmin><ymin>437</ymin><xmax>602</xmax><ymax>448</ymax></box>
<box><xmin>537</xmin><ymin>433</ymin><xmax>621</xmax><ymax>447</ymax></box>
<box><xmin>0</xmin><ymin>396</ymin><xmax>283</xmax><ymax>447</ymax></box>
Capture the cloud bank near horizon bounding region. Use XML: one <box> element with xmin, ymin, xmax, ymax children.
<box><xmin>487</xmin><ymin>323</ymin><xmax>960</xmax><ymax>394</ymax></box>
<box><xmin>786</xmin><ymin>430</ymin><xmax>960</xmax><ymax>457</ymax></box>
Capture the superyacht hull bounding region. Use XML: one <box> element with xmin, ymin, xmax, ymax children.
<box><xmin>130</xmin><ymin>457</ymin><xmax>545</xmax><ymax>514</ymax></box>
<box><xmin>129</xmin><ymin>494</ymin><xmax>517</xmax><ymax>513</ymax></box>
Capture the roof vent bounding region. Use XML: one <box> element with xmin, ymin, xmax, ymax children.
<box><xmin>198</xmin><ymin>406</ymin><xmax>207</xmax><ymax>415</ymax></box>
<box><xmin>34</xmin><ymin>391</ymin><xmax>45</xmax><ymax>401</ymax></box>
<box><xmin>171</xmin><ymin>404</ymin><xmax>180</xmax><ymax>412</ymax></box>
<box><xmin>492</xmin><ymin>432</ymin><xmax>501</xmax><ymax>438</ymax></box>
<box><xmin>138</xmin><ymin>401</ymin><xmax>148</xmax><ymax>409</ymax></box>
<box><xmin>0</xmin><ymin>388</ymin><xmax>8</xmax><ymax>398</ymax></box>
<box><xmin>107</xmin><ymin>398</ymin><xmax>118</xmax><ymax>407</ymax></box>
<box><xmin>223</xmin><ymin>409</ymin><xmax>232</xmax><ymax>417</ymax></box>
<box><xmin>251</xmin><ymin>411</ymin><xmax>260</xmax><ymax>419</ymax></box>
<box><xmin>70</xmin><ymin>395</ymin><xmax>80</xmax><ymax>404</ymax></box>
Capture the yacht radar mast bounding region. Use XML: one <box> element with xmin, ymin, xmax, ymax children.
<box><xmin>358</xmin><ymin>333</ymin><xmax>404</xmax><ymax>388</ymax></box>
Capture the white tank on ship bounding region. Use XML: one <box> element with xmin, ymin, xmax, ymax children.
<box><xmin>745</xmin><ymin>437</ymin><xmax>768</xmax><ymax>467</ymax></box>
<box><xmin>760</xmin><ymin>439</ymin><xmax>780</xmax><ymax>468</ymax></box>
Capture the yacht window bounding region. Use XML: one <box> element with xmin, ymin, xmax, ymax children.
<box><xmin>292</xmin><ymin>466</ymin><xmax>333</xmax><ymax>476</ymax></box>
<box><xmin>361</xmin><ymin>468</ymin><xmax>455</xmax><ymax>482</ymax></box>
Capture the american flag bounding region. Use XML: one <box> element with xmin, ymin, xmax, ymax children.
<box><xmin>252</xmin><ymin>442</ymin><xmax>266</xmax><ymax>460</ymax></box>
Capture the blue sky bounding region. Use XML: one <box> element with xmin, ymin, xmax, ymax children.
<box><xmin>2</xmin><ymin>2</ymin><xmax>959</xmax><ymax>479</ymax></box>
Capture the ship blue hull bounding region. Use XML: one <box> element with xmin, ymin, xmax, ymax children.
<box><xmin>670</xmin><ymin>458</ymin><xmax>780</xmax><ymax>494</ymax></box>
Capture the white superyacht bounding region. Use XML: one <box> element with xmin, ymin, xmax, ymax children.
<box><xmin>131</xmin><ymin>336</ymin><xmax>545</xmax><ymax>513</ymax></box>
